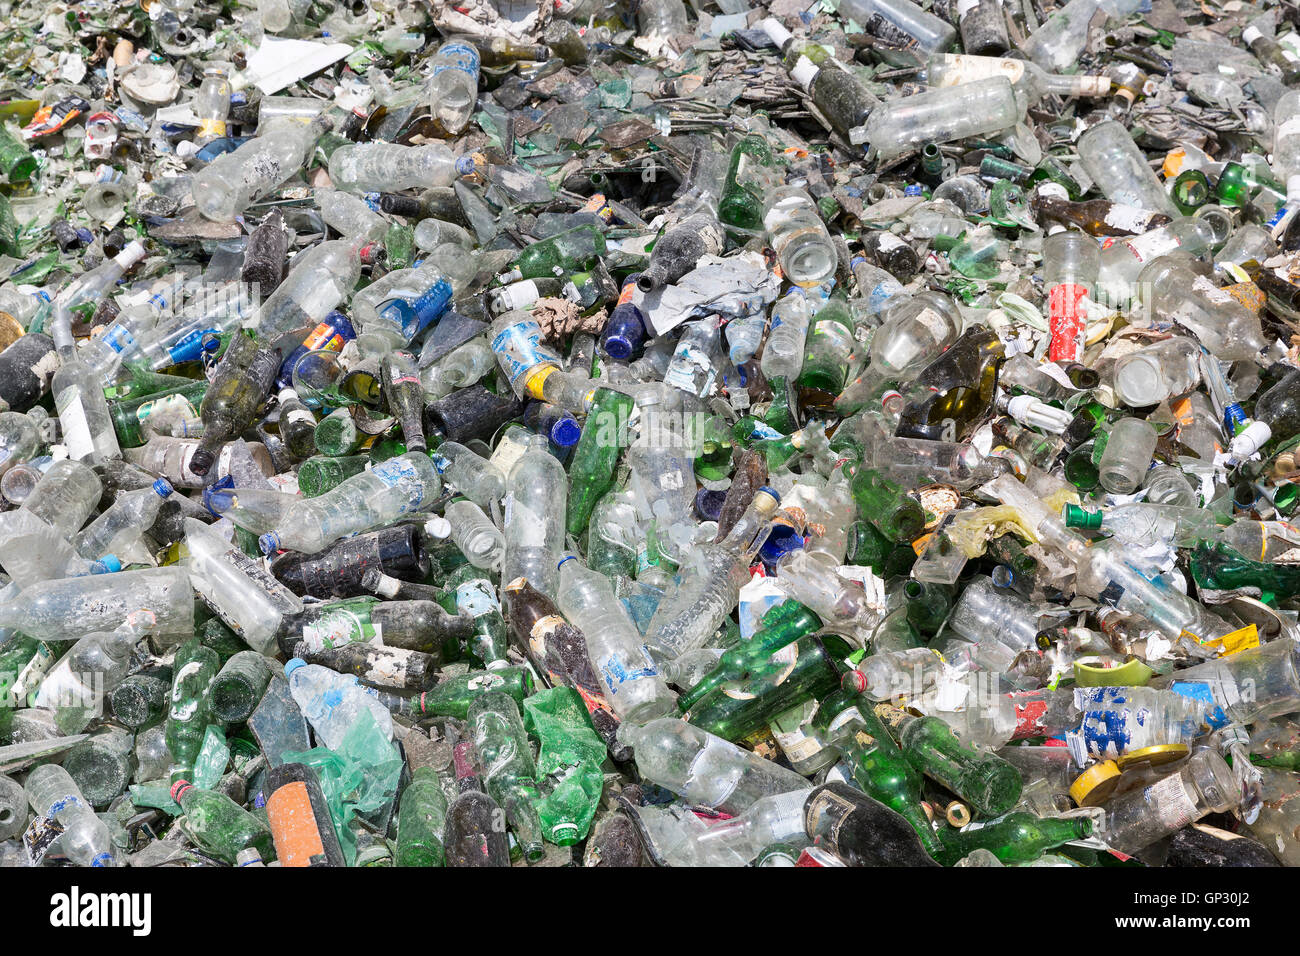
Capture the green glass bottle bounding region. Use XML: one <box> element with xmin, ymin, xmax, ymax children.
<box><xmin>384</xmin><ymin>222</ymin><xmax>416</xmax><ymax>271</ymax></box>
<box><xmin>314</xmin><ymin>408</ymin><xmax>363</xmax><ymax>457</ymax></box>
<box><xmin>845</xmin><ymin>519</ymin><xmax>916</xmax><ymax>576</ymax></box>
<box><xmin>498</xmin><ymin>225</ymin><xmax>607</xmax><ymax>282</ymax></box>
<box><xmin>797</xmin><ymin>290</ymin><xmax>857</xmax><ymax>394</ymax></box>
<box><xmin>566</xmin><ymin>387</ymin><xmax>633</xmax><ymax>536</ymax></box>
<box><xmin>378</xmin><ymin>666</ymin><xmax>534</xmax><ymax>721</ymax></box>
<box><xmin>1190</xmin><ymin>541</ymin><xmax>1300</xmax><ymax>601</ymax></box>
<box><xmin>1063</xmin><ymin>439</ymin><xmax>1100</xmax><ymax>491</ymax></box>
<box><xmin>718</xmin><ymin>134</ymin><xmax>777</xmax><ymax>239</ymax></box>
<box><xmin>296</xmin><ymin>454</ymin><xmax>370</xmax><ymax>497</ymax></box>
<box><xmin>763</xmin><ymin>378</ymin><xmax>798</xmax><ymax>435</ymax></box>
<box><xmin>164</xmin><ymin>638</ymin><xmax>220</xmax><ymax>783</ymax></box>
<box><xmin>901</xmin><ymin>580</ymin><xmax>954</xmax><ymax>638</ymax></box>
<box><xmin>440</xmin><ymin>564</ymin><xmax>511</xmax><ymax>669</ymax></box>
<box><xmin>820</xmin><ymin>681</ymin><xmax>947</xmax><ymax>859</ymax></box>
<box><xmin>851</xmin><ymin>466</ymin><xmax>925</xmax><ymax>543</ymax></box>
<box><xmin>467</xmin><ymin>691</ymin><xmax>545</xmax><ymax>863</ymax></box>
<box><xmin>935</xmin><ymin>811</ymin><xmax>1093</xmax><ymax>865</ymax></box>
<box><xmin>0</xmin><ymin>124</ymin><xmax>37</xmax><ymax>182</ymax></box>
<box><xmin>0</xmin><ymin>194</ymin><xmax>20</xmax><ymax>258</ymax></box>
<box><xmin>0</xmin><ymin>634</ymin><xmax>57</xmax><ymax>707</ymax></box>
<box><xmin>170</xmin><ymin>779</ymin><xmax>275</xmax><ymax>864</ymax></box>
<box><xmin>685</xmin><ymin>633</ymin><xmax>852</xmax><ymax>742</ymax></box>
<box><xmin>872</xmin><ymin>701</ymin><xmax>1023</xmax><ymax>817</ymax></box>
<box><xmin>109</xmin><ymin>380</ymin><xmax>210</xmax><ymax>448</ymax></box>
<box><xmin>675</xmin><ymin>600</ymin><xmax>822</xmax><ymax>712</ymax></box>
<box><xmin>395</xmin><ymin>766</ymin><xmax>449</xmax><ymax>866</ymax></box>
<box><xmin>105</xmin><ymin>366</ymin><xmax>200</xmax><ymax>402</ymax></box>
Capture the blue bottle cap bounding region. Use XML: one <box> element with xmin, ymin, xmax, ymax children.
<box><xmin>95</xmin><ymin>555</ymin><xmax>123</xmax><ymax>573</ymax></box>
<box><xmin>757</xmin><ymin>485</ymin><xmax>782</xmax><ymax>505</ymax></box>
<box><xmin>759</xmin><ymin>524</ymin><xmax>805</xmax><ymax>563</ymax></box>
<box><xmin>284</xmin><ymin>658</ymin><xmax>306</xmax><ymax>677</ymax></box>
<box><xmin>152</xmin><ymin>478</ymin><xmax>173</xmax><ymax>497</ymax></box>
<box><xmin>258</xmin><ymin>532</ymin><xmax>281</xmax><ymax>555</ymax></box>
<box><xmin>550</xmin><ymin>418</ymin><xmax>582</xmax><ymax>448</ymax></box>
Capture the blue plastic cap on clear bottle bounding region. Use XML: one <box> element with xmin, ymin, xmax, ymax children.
<box><xmin>153</xmin><ymin>478</ymin><xmax>173</xmax><ymax>497</ymax></box>
<box><xmin>757</xmin><ymin>485</ymin><xmax>782</xmax><ymax>505</ymax></box>
<box><xmin>258</xmin><ymin>532</ymin><xmax>280</xmax><ymax>554</ymax></box>
<box><xmin>285</xmin><ymin>658</ymin><xmax>306</xmax><ymax>677</ymax></box>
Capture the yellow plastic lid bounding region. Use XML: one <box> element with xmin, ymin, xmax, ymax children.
<box><xmin>1073</xmin><ymin>657</ymin><xmax>1153</xmax><ymax>687</ymax></box>
<box><xmin>1116</xmin><ymin>743</ymin><xmax>1189</xmax><ymax>771</ymax></box>
<box><xmin>1070</xmin><ymin>760</ymin><xmax>1121</xmax><ymax>807</ymax></box>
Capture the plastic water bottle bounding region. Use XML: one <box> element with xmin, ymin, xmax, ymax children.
<box><xmin>284</xmin><ymin>657</ymin><xmax>394</xmax><ymax>749</ymax></box>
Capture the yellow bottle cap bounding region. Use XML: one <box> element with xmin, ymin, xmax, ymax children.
<box><xmin>1070</xmin><ymin>760</ymin><xmax>1121</xmax><ymax>807</ymax></box>
<box><xmin>1115</xmin><ymin>743</ymin><xmax>1189</xmax><ymax>771</ymax></box>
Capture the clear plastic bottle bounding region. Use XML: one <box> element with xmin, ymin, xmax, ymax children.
<box><xmin>284</xmin><ymin>657</ymin><xmax>393</xmax><ymax>750</ymax></box>
<box><xmin>946</xmin><ymin>575</ymin><xmax>1044</xmax><ymax>657</ymax></box>
<box><xmin>1111</xmin><ymin>337</ymin><xmax>1202</xmax><ymax>408</ymax></box>
<box><xmin>501</xmin><ymin>433</ymin><xmax>568</xmax><ymax>598</ymax></box>
<box><xmin>249</xmin><ymin>235</ymin><xmax>366</xmax><ymax>345</ymax></box>
<box><xmin>1096</xmin><ymin>218</ymin><xmax>1219</xmax><ymax>302</ymax></box>
<box><xmin>258</xmin><ymin>451</ymin><xmax>442</xmax><ymax>555</ymax></box>
<box><xmin>186</xmin><ymin>518</ymin><xmax>303</xmax><ymax>653</ymax></box>
<box><xmin>1077</xmin><ymin>119</ymin><xmax>1178</xmax><ymax>217</ymax></box>
<box><xmin>0</xmin><ymin>411</ymin><xmax>41</xmax><ymax>477</ymax></box>
<box><xmin>1042</xmin><ymin>231</ymin><xmax>1100</xmax><ymax>365</ymax></box>
<box><xmin>763</xmin><ymin>187</ymin><xmax>837</xmax><ymax>288</ymax></box>
<box><xmin>24</xmin><ymin>764</ymin><xmax>117</xmax><ymax>866</ymax></box>
<box><xmin>556</xmin><ymin>554</ymin><xmax>677</xmax><ymax>722</ymax></box>
<box><xmin>445</xmin><ymin>499</ymin><xmax>505</xmax><ymax>571</ymax></box>
<box><xmin>328</xmin><ymin>141</ymin><xmax>477</xmax><ymax>194</ymax></box>
<box><xmin>431</xmin><ymin>441</ymin><xmax>506</xmax><ymax>510</ymax></box>
<box><xmin>21</xmin><ymin>458</ymin><xmax>102</xmax><ymax>539</ymax></box>
<box><xmin>31</xmin><ymin>611</ymin><xmax>155</xmax><ymax>718</ymax></box>
<box><xmin>636</xmin><ymin>0</ymin><xmax>689</xmax><ymax>37</ymax></box>
<box><xmin>194</xmin><ymin>118</ymin><xmax>327</xmax><ymax>221</ymax></box>
<box><xmin>760</xmin><ymin>289</ymin><xmax>811</xmax><ymax>383</ymax></box>
<box><xmin>642</xmin><ymin>487</ymin><xmax>781</xmax><ymax>662</ymax></box>
<box><xmin>851</xmin><ymin>76</ymin><xmax>1022</xmax><ymax>162</ymax></box>
<box><xmin>1273</xmin><ymin>89</ymin><xmax>1300</xmax><ymax>202</ymax></box>
<box><xmin>1102</xmin><ymin>748</ymin><xmax>1240</xmax><ymax>855</ymax></box>
<box><xmin>0</xmin><ymin>566</ymin><xmax>194</xmax><ymax>642</ymax></box>
<box><xmin>1096</xmin><ymin>417</ymin><xmax>1157</xmax><ymax>495</ymax></box>
<box><xmin>315</xmin><ymin>188</ymin><xmax>388</xmax><ymax>241</ymax></box>
<box><xmin>1135</xmin><ymin>256</ymin><xmax>1268</xmax><ymax>362</ymax></box>
<box><xmin>833</xmin><ymin>0</ymin><xmax>956</xmax><ymax>55</ymax></box>
<box><xmin>72</xmin><ymin>478</ymin><xmax>172</xmax><ymax>563</ymax></box>
<box><xmin>1018</xmin><ymin>0</ymin><xmax>1141</xmax><ymax>73</ymax></box>
<box><xmin>428</xmin><ymin>40</ymin><xmax>481</xmax><ymax>134</ymax></box>
<box><xmin>619</xmin><ymin>717</ymin><xmax>810</xmax><ymax>814</ymax></box>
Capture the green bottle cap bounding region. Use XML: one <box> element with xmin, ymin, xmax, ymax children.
<box><xmin>1062</xmin><ymin>504</ymin><xmax>1102</xmax><ymax>530</ymax></box>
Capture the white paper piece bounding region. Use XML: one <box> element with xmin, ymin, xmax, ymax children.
<box><xmin>241</xmin><ymin>37</ymin><xmax>355</xmax><ymax>96</ymax></box>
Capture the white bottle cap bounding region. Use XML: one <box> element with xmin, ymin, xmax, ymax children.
<box><xmin>1287</xmin><ymin>175</ymin><xmax>1300</xmax><ymax>204</ymax></box>
<box><xmin>277</xmin><ymin>387</ymin><xmax>299</xmax><ymax>404</ymax></box>
<box><xmin>1230</xmin><ymin>420</ymin><xmax>1272</xmax><ymax>460</ymax></box>
<box><xmin>790</xmin><ymin>55</ymin><xmax>819</xmax><ymax>91</ymax></box>
<box><xmin>1242</xmin><ymin>24</ymin><xmax>1263</xmax><ymax>46</ymax></box>
<box><xmin>761</xmin><ymin>17</ymin><xmax>793</xmax><ymax>48</ymax></box>
<box><xmin>117</xmin><ymin>240</ymin><xmax>148</xmax><ymax>267</ymax></box>
<box><xmin>175</xmin><ymin>140</ymin><xmax>199</xmax><ymax>160</ymax></box>
<box><xmin>424</xmin><ymin>515</ymin><xmax>452</xmax><ymax>539</ymax></box>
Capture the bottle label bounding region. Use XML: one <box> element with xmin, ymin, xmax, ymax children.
<box><xmin>956</xmin><ymin>0</ymin><xmax>981</xmax><ymax>18</ymax></box>
<box><xmin>5</xmin><ymin>643</ymin><xmax>54</xmax><ymax>707</ymax></box>
<box><xmin>432</xmin><ymin>41</ymin><xmax>481</xmax><ymax>80</ymax></box>
<box><xmin>265</xmin><ymin>780</ymin><xmax>327</xmax><ymax>867</ymax></box>
<box><xmin>455</xmin><ymin>578</ymin><xmax>499</xmax><ymax>618</ymax></box>
<box><xmin>1102</xmin><ymin>204</ymin><xmax>1153</xmax><ymax>234</ymax></box>
<box><xmin>861</xmin><ymin>12</ymin><xmax>919</xmax><ymax>49</ymax></box>
<box><xmin>772</xmin><ymin>724</ymin><xmax>824</xmax><ymax>763</ymax></box>
<box><xmin>56</xmin><ymin>387</ymin><xmax>95</xmax><ymax>461</ymax></box>
<box><xmin>1146</xmin><ymin>772</ymin><xmax>1201</xmax><ymax>830</ymax></box>
<box><xmin>137</xmin><ymin>393</ymin><xmax>198</xmax><ymax>428</ymax></box>
<box><xmin>596</xmin><ymin>652</ymin><xmax>658</xmax><ymax>697</ymax></box>
<box><xmin>935</xmin><ymin>53</ymin><xmax>1024</xmax><ymax>86</ymax></box>
<box><xmin>491</xmin><ymin>318</ymin><xmax>560</xmax><ymax>387</ymax></box>
<box><xmin>166</xmin><ymin>326</ymin><xmax>222</xmax><ymax>364</ymax></box>
<box><xmin>101</xmin><ymin>322</ymin><xmax>138</xmax><ymax>354</ymax></box>
<box><xmin>683</xmin><ymin>735</ymin><xmax>744</xmax><ymax>808</ymax></box>
<box><xmin>197</xmin><ymin>119</ymin><xmax>227</xmax><ymax>139</ymax></box>
<box><xmin>370</xmin><ymin>456</ymin><xmax>427</xmax><ymax>512</ymax></box>
<box><xmin>194</xmin><ymin>542</ymin><xmax>303</xmax><ymax>639</ymax></box>
<box><xmin>1277</xmin><ymin>116</ymin><xmax>1300</xmax><ymax>141</ymax></box>
<box><xmin>803</xmin><ymin>786</ymin><xmax>858</xmax><ymax>847</ymax></box>
<box><xmin>1123</xmin><ymin>230</ymin><xmax>1180</xmax><ymax>265</ymax></box>
<box><xmin>301</xmin><ymin>605</ymin><xmax>380</xmax><ymax>650</ymax></box>
<box><xmin>302</xmin><ymin>320</ymin><xmax>350</xmax><ymax>353</ymax></box>
<box><xmin>1047</xmin><ymin>282</ymin><xmax>1088</xmax><ymax>363</ymax></box>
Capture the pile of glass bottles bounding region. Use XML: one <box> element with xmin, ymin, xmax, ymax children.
<box><xmin>5</xmin><ymin>0</ymin><xmax>1300</xmax><ymax>870</ymax></box>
